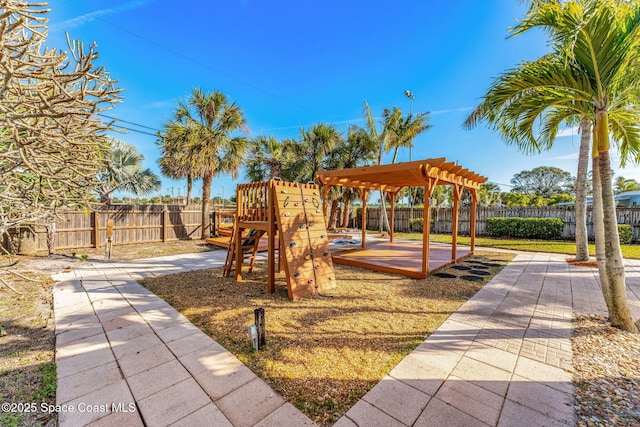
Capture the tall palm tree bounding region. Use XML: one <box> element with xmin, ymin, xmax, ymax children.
<box><xmin>465</xmin><ymin>55</ymin><xmax>593</xmax><ymax>260</ymax></box>
<box><xmin>466</xmin><ymin>0</ymin><xmax>640</xmax><ymax>331</ymax></box>
<box><xmin>160</xmin><ymin>88</ymin><xmax>248</xmax><ymax>239</ymax></box>
<box><xmin>157</xmin><ymin>127</ymin><xmax>195</xmax><ymax>204</ymax></box>
<box><xmin>97</xmin><ymin>139</ymin><xmax>161</xmax><ymax>204</ymax></box>
<box><xmin>324</xmin><ymin>125</ymin><xmax>379</xmax><ymax>228</ymax></box>
<box><xmin>357</xmin><ymin>101</ymin><xmax>431</xmax><ymax>232</ymax></box>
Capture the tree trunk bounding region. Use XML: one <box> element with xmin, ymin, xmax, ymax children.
<box><xmin>592</xmin><ymin>152</ymin><xmax>612</xmax><ymax>314</ymax></box>
<box><xmin>574</xmin><ymin>118</ymin><xmax>590</xmax><ymax>261</ymax></box>
<box><xmin>328</xmin><ymin>199</ymin><xmax>340</xmax><ymax>230</ymax></box>
<box><xmin>341</xmin><ymin>199</ymin><xmax>351</xmax><ymax>228</ymax></box>
<box><xmin>598</xmin><ymin>150</ymin><xmax>637</xmax><ymax>332</ymax></box>
<box><xmin>379</xmin><ymin>191</ymin><xmax>391</xmax><ymax>233</ymax></box>
<box><xmin>186</xmin><ymin>174</ymin><xmax>193</xmax><ymax>206</ymax></box>
<box><xmin>409</xmin><ymin>187</ymin><xmax>415</xmax><ymax>224</ymax></box>
<box><xmin>201</xmin><ymin>173</ymin><xmax>212</xmax><ymax>239</ymax></box>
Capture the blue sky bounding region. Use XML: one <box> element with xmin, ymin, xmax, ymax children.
<box><xmin>46</xmin><ymin>1</ymin><xmax>640</xmax><ymax>200</ymax></box>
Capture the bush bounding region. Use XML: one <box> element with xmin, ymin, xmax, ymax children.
<box><xmin>409</xmin><ymin>218</ymin><xmax>434</xmax><ymax>232</ymax></box>
<box><xmin>409</xmin><ymin>218</ymin><xmax>423</xmax><ymax>232</ymax></box>
<box><xmin>486</xmin><ymin>217</ymin><xmax>564</xmax><ymax>240</ymax></box>
<box><xmin>618</xmin><ymin>224</ymin><xmax>633</xmax><ymax>244</ymax></box>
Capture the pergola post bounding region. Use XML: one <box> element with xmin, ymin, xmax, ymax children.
<box><xmin>322</xmin><ymin>185</ymin><xmax>331</xmax><ymax>220</ymax></box>
<box><xmin>470</xmin><ymin>188</ymin><xmax>478</xmax><ymax>253</ymax></box>
<box><xmin>422</xmin><ymin>193</ymin><xmax>431</xmax><ymax>275</ymax></box>
<box><xmin>451</xmin><ymin>184</ymin><xmax>461</xmax><ymax>261</ymax></box>
<box><xmin>389</xmin><ymin>191</ymin><xmax>396</xmax><ymax>243</ymax></box>
<box><xmin>360</xmin><ymin>189</ymin><xmax>369</xmax><ymax>248</ymax></box>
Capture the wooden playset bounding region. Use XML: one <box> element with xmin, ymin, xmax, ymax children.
<box><xmin>223</xmin><ymin>179</ymin><xmax>336</xmax><ymax>299</ymax></box>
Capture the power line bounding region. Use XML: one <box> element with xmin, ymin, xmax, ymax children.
<box><xmin>110</xmin><ymin>125</ymin><xmax>158</xmax><ymax>137</ymax></box>
<box><xmin>99</xmin><ymin>113</ymin><xmax>160</xmax><ymax>132</ymax></box>
<box><xmin>66</xmin><ymin>5</ymin><xmax>318</xmax><ymax>115</ymax></box>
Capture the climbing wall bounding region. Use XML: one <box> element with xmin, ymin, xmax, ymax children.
<box><xmin>273</xmin><ymin>181</ymin><xmax>336</xmax><ymax>299</ymax></box>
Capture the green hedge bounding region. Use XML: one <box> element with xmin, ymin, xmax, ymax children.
<box><xmin>618</xmin><ymin>224</ymin><xmax>633</xmax><ymax>244</ymax></box>
<box><xmin>409</xmin><ymin>218</ymin><xmax>435</xmax><ymax>232</ymax></box>
<box><xmin>486</xmin><ymin>217</ymin><xmax>564</xmax><ymax>240</ymax></box>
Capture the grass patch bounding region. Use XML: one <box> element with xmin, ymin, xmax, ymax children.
<box><xmin>0</xmin><ymin>267</ymin><xmax>56</xmax><ymax>427</ymax></box>
<box><xmin>393</xmin><ymin>232</ymin><xmax>640</xmax><ymax>259</ymax></box>
<box><xmin>141</xmin><ymin>251</ymin><xmax>513</xmax><ymax>425</ymax></box>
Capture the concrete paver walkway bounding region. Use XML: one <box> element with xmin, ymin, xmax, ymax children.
<box><xmin>52</xmin><ymin>250</ymin><xmax>640</xmax><ymax>426</ymax></box>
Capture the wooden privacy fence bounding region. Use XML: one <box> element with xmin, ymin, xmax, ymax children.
<box><xmin>19</xmin><ymin>205</ymin><xmax>207</xmax><ymax>252</ymax></box>
<box><xmin>360</xmin><ymin>205</ymin><xmax>640</xmax><ymax>241</ymax></box>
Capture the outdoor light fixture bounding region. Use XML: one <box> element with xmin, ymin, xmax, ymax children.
<box><xmin>248</xmin><ymin>324</ymin><xmax>259</xmax><ymax>350</ymax></box>
<box><xmin>404</xmin><ymin>90</ymin><xmax>415</xmax><ymax>161</ymax></box>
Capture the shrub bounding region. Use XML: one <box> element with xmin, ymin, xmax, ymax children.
<box><xmin>409</xmin><ymin>218</ymin><xmax>435</xmax><ymax>232</ymax></box>
<box><xmin>409</xmin><ymin>218</ymin><xmax>423</xmax><ymax>232</ymax></box>
<box><xmin>486</xmin><ymin>217</ymin><xmax>564</xmax><ymax>240</ymax></box>
<box><xmin>618</xmin><ymin>224</ymin><xmax>633</xmax><ymax>244</ymax></box>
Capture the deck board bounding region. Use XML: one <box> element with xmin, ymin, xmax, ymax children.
<box><xmin>331</xmin><ymin>241</ymin><xmax>471</xmax><ymax>279</ymax></box>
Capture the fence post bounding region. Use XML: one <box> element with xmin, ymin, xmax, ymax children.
<box><xmin>93</xmin><ymin>211</ymin><xmax>100</xmax><ymax>248</ymax></box>
<box><xmin>162</xmin><ymin>209</ymin><xmax>169</xmax><ymax>242</ymax></box>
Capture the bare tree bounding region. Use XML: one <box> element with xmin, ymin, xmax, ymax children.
<box><xmin>0</xmin><ymin>1</ymin><xmax>121</xmax><ymax>257</ymax></box>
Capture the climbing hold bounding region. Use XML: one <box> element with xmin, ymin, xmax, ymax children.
<box><xmin>285</xmin><ymin>212</ymin><xmax>290</xmax><ymax>217</ymax></box>
<box><xmin>281</xmin><ymin>190</ymin><xmax>287</xmax><ymax>194</ymax></box>
<box><xmin>312</xmin><ymin>198</ymin><xmax>320</xmax><ymax>208</ymax></box>
<box><xmin>315</xmin><ymin>264</ymin><xmax>320</xmax><ymax>269</ymax></box>
<box><xmin>304</xmin><ymin>198</ymin><xmax>309</xmax><ymax>202</ymax></box>
<box><xmin>299</xmin><ymin>224</ymin><xmax>306</xmax><ymax>229</ymax></box>
<box><xmin>307</xmin><ymin>279</ymin><xmax>314</xmax><ymax>284</ymax></box>
<box><xmin>283</xmin><ymin>195</ymin><xmax>290</xmax><ymax>207</ymax></box>
<box><xmin>290</xmin><ymin>242</ymin><xmax>296</xmax><ymax>247</ymax></box>
<box><xmin>294</xmin><ymin>202</ymin><xmax>300</xmax><ymax>206</ymax></box>
<box><xmin>321</xmin><ymin>234</ymin><xmax>327</xmax><ymax>238</ymax></box>
<box><xmin>304</xmin><ymin>254</ymin><xmax>312</xmax><ymax>260</ymax></box>
<box><xmin>323</xmin><ymin>251</ymin><xmax>329</xmax><ymax>256</ymax></box>
<box><xmin>294</xmin><ymin>272</ymin><xmax>301</xmax><ymax>277</ymax></box>
<box><xmin>308</xmin><ymin>222</ymin><xmax>314</xmax><ymax>227</ymax></box>
<box><xmin>316</xmin><ymin>210</ymin><xmax>321</xmax><ymax>213</ymax></box>
<box><xmin>313</xmin><ymin>191</ymin><xmax>318</xmax><ymax>195</ymax></box>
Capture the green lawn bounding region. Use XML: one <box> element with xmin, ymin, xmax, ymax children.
<box><xmin>391</xmin><ymin>232</ymin><xmax>640</xmax><ymax>260</ymax></box>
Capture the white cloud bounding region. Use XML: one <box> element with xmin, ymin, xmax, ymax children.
<box><xmin>555</xmin><ymin>126</ymin><xmax>580</xmax><ymax>137</ymax></box>
<box><xmin>51</xmin><ymin>0</ymin><xmax>157</xmax><ymax>31</ymax></box>
<box><xmin>546</xmin><ymin>152</ymin><xmax>579</xmax><ymax>161</ymax></box>
<box><xmin>431</xmin><ymin>106</ymin><xmax>473</xmax><ymax>115</ymax></box>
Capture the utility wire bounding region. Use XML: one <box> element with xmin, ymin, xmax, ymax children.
<box><xmin>99</xmin><ymin>113</ymin><xmax>160</xmax><ymax>132</ymax></box>
<box><xmin>66</xmin><ymin>5</ymin><xmax>318</xmax><ymax>115</ymax></box>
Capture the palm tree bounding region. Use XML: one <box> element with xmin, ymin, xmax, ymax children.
<box><xmin>288</xmin><ymin>123</ymin><xmax>342</xmax><ymax>183</ymax></box>
<box><xmin>357</xmin><ymin>101</ymin><xmax>431</xmax><ymax>232</ymax></box>
<box><xmin>157</xmin><ymin>127</ymin><xmax>195</xmax><ymax>204</ymax></box>
<box><xmin>97</xmin><ymin>139</ymin><xmax>161</xmax><ymax>204</ymax></box>
<box><xmin>478</xmin><ymin>183</ymin><xmax>502</xmax><ymax>206</ymax></box>
<box><xmin>245</xmin><ymin>135</ymin><xmax>297</xmax><ymax>182</ymax></box>
<box><xmin>324</xmin><ymin>125</ymin><xmax>379</xmax><ymax>228</ymax></box>
<box><xmin>466</xmin><ymin>0</ymin><xmax>640</xmax><ymax>331</ymax></box>
<box><xmin>160</xmin><ymin>88</ymin><xmax>248</xmax><ymax>239</ymax></box>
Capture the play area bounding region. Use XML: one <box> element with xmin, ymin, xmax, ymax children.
<box><xmin>220</xmin><ymin>158</ymin><xmax>487</xmax><ymax>297</ymax></box>
<box><xmin>222</xmin><ymin>179</ymin><xmax>336</xmax><ymax>299</ymax></box>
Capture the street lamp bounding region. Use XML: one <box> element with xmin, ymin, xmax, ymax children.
<box><xmin>404</xmin><ymin>90</ymin><xmax>414</xmax><ymax>161</ymax></box>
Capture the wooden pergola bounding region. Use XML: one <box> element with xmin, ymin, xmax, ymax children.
<box><xmin>316</xmin><ymin>158</ymin><xmax>488</xmax><ymax>278</ymax></box>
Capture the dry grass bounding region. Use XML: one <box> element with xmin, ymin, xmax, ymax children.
<box><xmin>59</xmin><ymin>239</ymin><xmax>216</xmax><ymax>261</ymax></box>
<box><xmin>141</xmin><ymin>251</ymin><xmax>514</xmax><ymax>425</ymax></box>
<box><xmin>0</xmin><ymin>269</ymin><xmax>56</xmax><ymax>427</ymax></box>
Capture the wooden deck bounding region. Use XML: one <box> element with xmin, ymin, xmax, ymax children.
<box><xmin>331</xmin><ymin>241</ymin><xmax>472</xmax><ymax>279</ymax></box>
